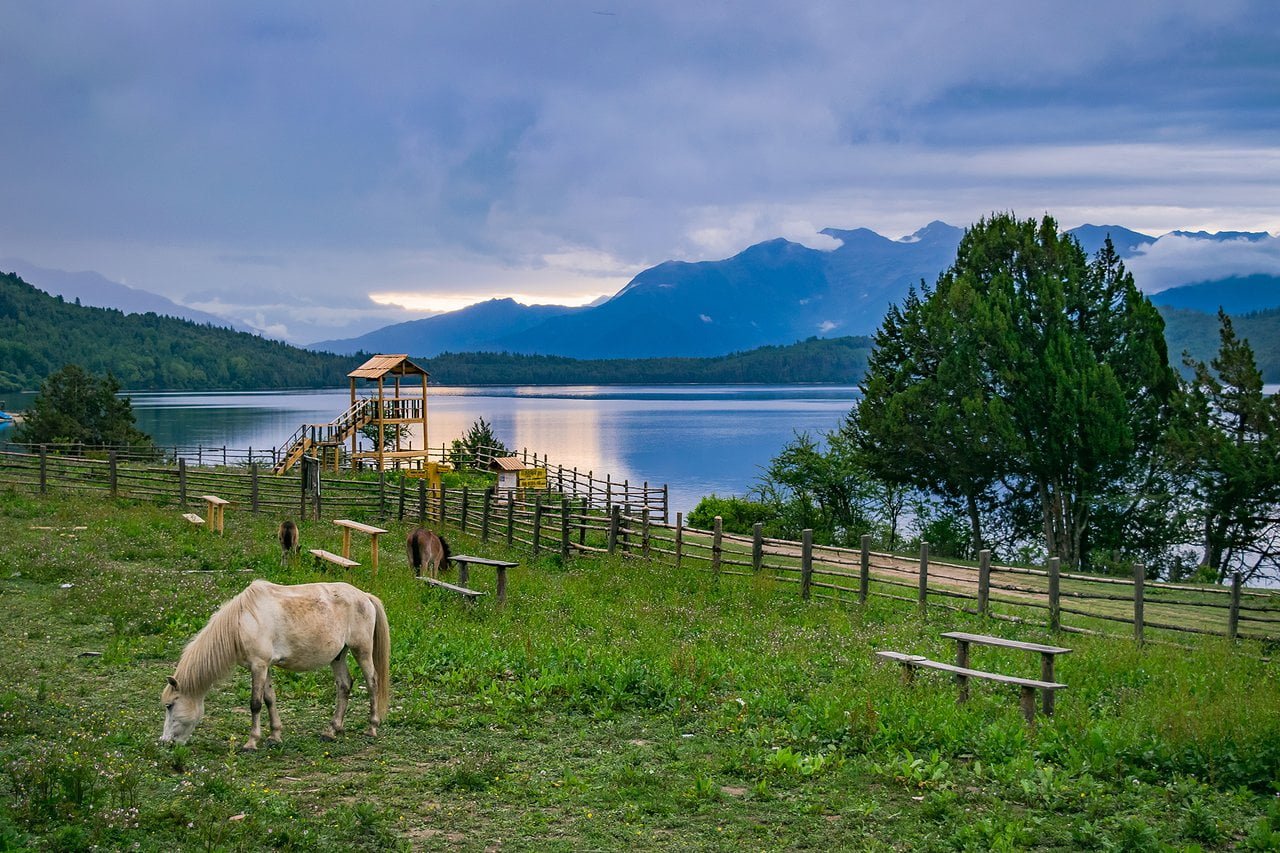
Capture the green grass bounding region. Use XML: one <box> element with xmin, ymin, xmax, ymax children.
<box><xmin>1</xmin><ymin>488</ymin><xmax>1278</xmax><ymax>851</ymax></box>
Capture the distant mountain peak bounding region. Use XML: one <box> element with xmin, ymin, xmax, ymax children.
<box><xmin>900</xmin><ymin>221</ymin><xmax>963</xmax><ymax>244</ymax></box>
<box><xmin>1165</xmin><ymin>229</ymin><xmax>1273</xmax><ymax>243</ymax></box>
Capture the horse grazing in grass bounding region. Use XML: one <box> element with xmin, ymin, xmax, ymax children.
<box><xmin>278</xmin><ymin>519</ymin><xmax>300</xmax><ymax>564</ymax></box>
<box><xmin>160</xmin><ymin>580</ymin><xmax>390</xmax><ymax>750</ymax></box>
<box><xmin>407</xmin><ymin>527</ymin><xmax>451</xmax><ymax>579</ymax></box>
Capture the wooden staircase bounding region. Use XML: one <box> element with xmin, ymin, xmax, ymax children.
<box><xmin>272</xmin><ymin>399</ymin><xmax>377</xmax><ymax>475</ymax></box>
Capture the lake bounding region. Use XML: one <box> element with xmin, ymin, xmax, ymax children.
<box><xmin>102</xmin><ymin>385</ymin><xmax>858</xmax><ymax>519</ymax></box>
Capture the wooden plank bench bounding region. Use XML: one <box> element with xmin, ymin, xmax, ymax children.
<box><xmin>310</xmin><ymin>548</ymin><xmax>360</xmax><ymax>570</ymax></box>
<box><xmin>333</xmin><ymin>519</ymin><xmax>389</xmax><ymax>578</ymax></box>
<box><xmin>451</xmin><ymin>555</ymin><xmax>519</xmax><ymax>604</ymax></box>
<box><xmin>197</xmin><ymin>495</ymin><xmax>229</xmax><ymax>534</ymax></box>
<box><xmin>182</xmin><ymin>512</ymin><xmax>205</xmax><ymax>526</ymax></box>
<box><xmin>875</xmin><ymin>650</ymin><xmax>1068</xmax><ymax>724</ymax></box>
<box><xmin>941</xmin><ymin>631</ymin><xmax>1072</xmax><ymax>715</ymax></box>
<box><xmin>419</xmin><ymin>576</ymin><xmax>485</xmax><ymax>602</ymax></box>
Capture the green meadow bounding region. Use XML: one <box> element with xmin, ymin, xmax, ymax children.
<box><xmin>1</xmin><ymin>489</ymin><xmax>1278</xmax><ymax>851</ymax></box>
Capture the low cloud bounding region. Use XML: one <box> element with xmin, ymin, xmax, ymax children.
<box><xmin>1126</xmin><ymin>233</ymin><xmax>1280</xmax><ymax>293</ymax></box>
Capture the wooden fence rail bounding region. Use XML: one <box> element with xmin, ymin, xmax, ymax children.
<box><xmin>2</xmin><ymin>449</ymin><xmax>1277</xmax><ymax>645</ymax></box>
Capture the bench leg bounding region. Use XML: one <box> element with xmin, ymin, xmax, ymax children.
<box><xmin>458</xmin><ymin>562</ymin><xmax>470</xmax><ymax>588</ymax></box>
<box><xmin>955</xmin><ymin>640</ymin><xmax>970</xmax><ymax>703</ymax></box>
<box><xmin>898</xmin><ymin>662</ymin><xmax>916</xmax><ymax>686</ymax></box>
<box><xmin>1019</xmin><ymin>686</ymin><xmax>1036</xmax><ymax>724</ymax></box>
<box><xmin>1040</xmin><ymin>654</ymin><xmax>1056</xmax><ymax>716</ymax></box>
<box><xmin>341</xmin><ymin>529</ymin><xmax>352</xmax><ymax>560</ymax></box>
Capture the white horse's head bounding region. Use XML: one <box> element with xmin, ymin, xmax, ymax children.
<box><xmin>160</xmin><ymin>675</ymin><xmax>204</xmax><ymax>745</ymax></box>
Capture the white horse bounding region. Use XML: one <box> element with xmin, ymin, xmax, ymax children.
<box><xmin>161</xmin><ymin>580</ymin><xmax>390</xmax><ymax>750</ymax></box>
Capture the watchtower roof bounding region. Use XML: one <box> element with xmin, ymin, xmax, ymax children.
<box><xmin>347</xmin><ymin>354</ymin><xmax>431</xmax><ymax>380</ymax></box>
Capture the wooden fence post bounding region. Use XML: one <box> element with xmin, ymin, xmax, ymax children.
<box><xmin>439</xmin><ymin>485</ymin><xmax>448</xmax><ymax>525</ymax></box>
<box><xmin>39</xmin><ymin>445</ymin><xmax>47</xmax><ymax>495</ymax></box>
<box><xmin>1048</xmin><ymin>557</ymin><xmax>1061</xmax><ymax>632</ymax></box>
<box><xmin>800</xmin><ymin>528</ymin><xmax>813</xmax><ymax>600</ymax></box>
<box><xmin>397</xmin><ymin>477</ymin><xmax>406</xmax><ymax>521</ymax></box>
<box><xmin>1133</xmin><ymin>563</ymin><xmax>1145</xmax><ymax>644</ymax></box>
<box><xmin>460</xmin><ymin>486</ymin><xmax>470</xmax><ymax>533</ymax></box>
<box><xmin>250</xmin><ymin>462</ymin><xmax>259</xmax><ymax>513</ymax></box>
<box><xmin>608</xmin><ymin>504</ymin><xmax>620</xmax><ymax>554</ymax></box>
<box><xmin>109</xmin><ymin>451</ymin><xmax>118</xmax><ymax>497</ymax></box>
<box><xmin>918</xmin><ymin>542</ymin><xmax>929</xmax><ymax>613</ymax></box>
<box><xmin>859</xmin><ymin>534</ymin><xmax>870</xmax><ymax>604</ymax></box>
<box><xmin>178</xmin><ymin>458</ymin><xmax>187</xmax><ymax>506</ymax></box>
<box><xmin>378</xmin><ymin>471</ymin><xmax>386</xmax><ymax>518</ymax></box>
<box><xmin>532</xmin><ymin>497</ymin><xmax>543</xmax><ymax>555</ymax></box>
<box><xmin>506</xmin><ymin>497</ymin><xmax>515</xmax><ymax>546</ymax></box>
<box><xmin>641</xmin><ymin>508</ymin><xmax>650</xmax><ymax>558</ymax></box>
<box><xmin>417</xmin><ymin>480</ymin><xmax>427</xmax><ymax>525</ymax></box>
<box><xmin>978</xmin><ymin>549</ymin><xmax>991</xmax><ymax>616</ymax></box>
<box><xmin>752</xmin><ymin>522</ymin><xmax>763</xmax><ymax>573</ymax></box>
<box><xmin>1228</xmin><ymin>572</ymin><xmax>1242</xmax><ymax>640</ymax></box>
<box><xmin>662</xmin><ymin>483</ymin><xmax>669</xmax><ymax>524</ymax></box>
<box><xmin>561</xmin><ymin>497</ymin><xmax>570</xmax><ymax>560</ymax></box>
<box><xmin>481</xmin><ymin>487</ymin><xmax>492</xmax><ymax>542</ymax></box>
<box><xmin>578</xmin><ymin>497</ymin><xmax>587</xmax><ymax>546</ymax></box>
<box><xmin>711</xmin><ymin>516</ymin><xmax>723</xmax><ymax>575</ymax></box>
<box><xmin>675</xmin><ymin>512</ymin><xmax>683</xmax><ymax>568</ymax></box>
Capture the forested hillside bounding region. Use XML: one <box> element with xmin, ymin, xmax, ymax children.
<box><xmin>1159</xmin><ymin>305</ymin><xmax>1280</xmax><ymax>381</ymax></box>
<box><xmin>421</xmin><ymin>335</ymin><xmax>872</xmax><ymax>385</ymax></box>
<box><xmin>0</xmin><ymin>273</ymin><xmax>354</xmax><ymax>391</ymax></box>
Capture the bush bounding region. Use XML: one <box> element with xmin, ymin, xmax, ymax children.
<box><xmin>688</xmin><ymin>494</ymin><xmax>774</xmax><ymax>534</ymax></box>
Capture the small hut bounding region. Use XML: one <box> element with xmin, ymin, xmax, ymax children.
<box><xmin>488</xmin><ymin>456</ymin><xmax>527</xmax><ymax>492</ymax></box>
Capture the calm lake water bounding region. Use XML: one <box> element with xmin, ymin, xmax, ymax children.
<box><xmin>53</xmin><ymin>385</ymin><xmax>858</xmax><ymax>519</ymax></box>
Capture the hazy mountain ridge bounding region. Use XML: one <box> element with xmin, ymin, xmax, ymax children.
<box><xmin>314</xmin><ymin>222</ymin><xmax>1279</xmax><ymax>360</ymax></box>
<box><xmin>0</xmin><ymin>258</ymin><xmax>258</xmax><ymax>334</ymax></box>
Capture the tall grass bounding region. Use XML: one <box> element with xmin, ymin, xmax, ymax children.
<box><xmin>1</xmin><ymin>488</ymin><xmax>1277</xmax><ymax>850</ymax></box>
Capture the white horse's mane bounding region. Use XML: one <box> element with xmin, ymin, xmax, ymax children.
<box><xmin>174</xmin><ymin>581</ymin><xmax>265</xmax><ymax>694</ymax></box>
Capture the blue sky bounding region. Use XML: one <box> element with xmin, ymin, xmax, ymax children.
<box><xmin>2</xmin><ymin>1</ymin><xmax>1278</xmax><ymax>343</ymax></box>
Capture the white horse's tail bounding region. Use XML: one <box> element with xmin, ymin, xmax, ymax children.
<box><xmin>370</xmin><ymin>594</ymin><xmax>391</xmax><ymax>719</ymax></box>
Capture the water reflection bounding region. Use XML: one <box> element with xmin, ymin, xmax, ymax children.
<box><xmin>112</xmin><ymin>386</ymin><xmax>859</xmax><ymax>517</ymax></box>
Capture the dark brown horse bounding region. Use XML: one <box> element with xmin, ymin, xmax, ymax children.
<box><xmin>278</xmin><ymin>519</ymin><xmax>300</xmax><ymax>564</ymax></box>
<box><xmin>407</xmin><ymin>527</ymin><xmax>451</xmax><ymax>578</ymax></box>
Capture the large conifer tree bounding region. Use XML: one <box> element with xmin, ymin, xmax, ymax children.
<box><xmin>858</xmin><ymin>213</ymin><xmax>1176</xmax><ymax>568</ymax></box>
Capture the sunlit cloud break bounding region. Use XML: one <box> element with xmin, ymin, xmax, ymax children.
<box><xmin>369</xmin><ymin>291</ymin><xmax>611</xmax><ymax>314</ymax></box>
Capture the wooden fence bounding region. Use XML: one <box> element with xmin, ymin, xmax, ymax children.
<box><xmin>0</xmin><ymin>440</ymin><xmax>668</xmax><ymax>522</ymax></box>
<box><xmin>2</xmin><ymin>448</ymin><xmax>1277</xmax><ymax>645</ymax></box>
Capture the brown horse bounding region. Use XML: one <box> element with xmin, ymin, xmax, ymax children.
<box><xmin>407</xmin><ymin>527</ymin><xmax>451</xmax><ymax>578</ymax></box>
<box><xmin>278</xmin><ymin>519</ymin><xmax>300</xmax><ymax>564</ymax></box>
<box><xmin>160</xmin><ymin>580</ymin><xmax>390</xmax><ymax>749</ymax></box>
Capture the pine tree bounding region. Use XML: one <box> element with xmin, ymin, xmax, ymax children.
<box><xmin>15</xmin><ymin>364</ymin><xmax>154</xmax><ymax>449</ymax></box>
<box><xmin>1169</xmin><ymin>311</ymin><xmax>1280</xmax><ymax>583</ymax></box>
<box><xmin>858</xmin><ymin>214</ymin><xmax>1176</xmax><ymax>568</ymax></box>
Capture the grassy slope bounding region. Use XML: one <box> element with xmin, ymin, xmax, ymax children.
<box><xmin>1</xmin><ymin>490</ymin><xmax>1278</xmax><ymax>851</ymax></box>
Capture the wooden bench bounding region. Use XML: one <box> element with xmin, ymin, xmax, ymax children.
<box><xmin>875</xmin><ymin>650</ymin><xmax>1067</xmax><ymax>723</ymax></box>
<box><xmin>333</xmin><ymin>519</ymin><xmax>389</xmax><ymax>578</ymax></box>
<box><xmin>419</xmin><ymin>576</ymin><xmax>485</xmax><ymax>602</ymax></box>
<box><xmin>310</xmin><ymin>548</ymin><xmax>360</xmax><ymax>570</ymax></box>
<box><xmin>941</xmin><ymin>631</ymin><xmax>1072</xmax><ymax>715</ymax></box>
<box><xmin>182</xmin><ymin>512</ymin><xmax>205</xmax><ymax>527</ymax></box>
<box><xmin>451</xmin><ymin>555</ymin><xmax>519</xmax><ymax>605</ymax></box>
<box><xmin>197</xmin><ymin>495</ymin><xmax>230</xmax><ymax>534</ymax></box>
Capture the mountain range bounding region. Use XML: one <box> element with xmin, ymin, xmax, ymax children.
<box><xmin>311</xmin><ymin>223</ymin><xmax>1280</xmax><ymax>359</ymax></box>
<box><xmin>9</xmin><ymin>222</ymin><xmax>1279</xmax><ymax>362</ymax></box>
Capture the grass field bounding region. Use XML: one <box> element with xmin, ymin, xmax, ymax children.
<box><xmin>2</xmin><ymin>488</ymin><xmax>1279</xmax><ymax>851</ymax></box>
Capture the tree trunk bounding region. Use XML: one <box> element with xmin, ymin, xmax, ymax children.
<box><xmin>965</xmin><ymin>492</ymin><xmax>983</xmax><ymax>557</ymax></box>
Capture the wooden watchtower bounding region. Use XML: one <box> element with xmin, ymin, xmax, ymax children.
<box><xmin>346</xmin><ymin>354</ymin><xmax>431</xmax><ymax>472</ymax></box>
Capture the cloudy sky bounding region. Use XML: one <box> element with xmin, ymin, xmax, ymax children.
<box><xmin>2</xmin><ymin>1</ymin><xmax>1278</xmax><ymax>343</ymax></box>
